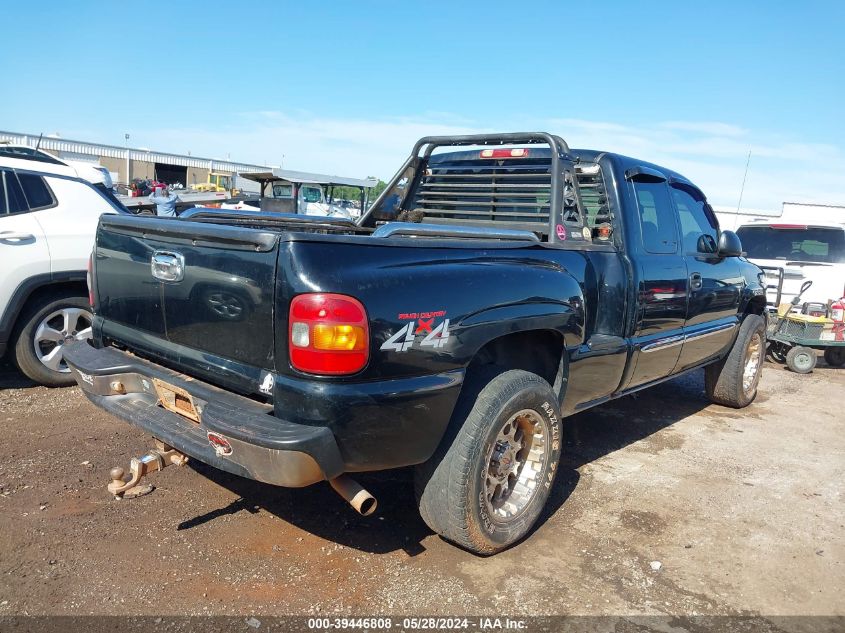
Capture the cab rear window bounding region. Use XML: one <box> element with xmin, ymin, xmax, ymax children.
<box><xmin>737</xmin><ymin>226</ymin><xmax>845</xmax><ymax>263</ymax></box>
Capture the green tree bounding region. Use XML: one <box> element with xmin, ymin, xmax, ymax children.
<box><xmin>327</xmin><ymin>179</ymin><xmax>387</xmax><ymax>205</ymax></box>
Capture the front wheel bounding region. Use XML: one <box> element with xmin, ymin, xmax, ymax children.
<box><xmin>414</xmin><ymin>369</ymin><xmax>563</xmax><ymax>554</ymax></box>
<box><xmin>705</xmin><ymin>314</ymin><xmax>766</xmax><ymax>408</ymax></box>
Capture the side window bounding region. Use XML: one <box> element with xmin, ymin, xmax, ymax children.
<box><xmin>5</xmin><ymin>171</ymin><xmax>29</xmax><ymax>214</ymax></box>
<box><xmin>633</xmin><ymin>179</ymin><xmax>678</xmax><ymax>254</ymax></box>
<box><xmin>17</xmin><ymin>173</ymin><xmax>56</xmax><ymax>211</ymax></box>
<box><xmin>301</xmin><ymin>186</ymin><xmax>322</xmax><ymax>203</ymax></box>
<box><xmin>272</xmin><ymin>184</ymin><xmax>293</xmax><ymax>198</ymax></box>
<box><xmin>671</xmin><ymin>185</ymin><xmax>718</xmax><ymax>254</ymax></box>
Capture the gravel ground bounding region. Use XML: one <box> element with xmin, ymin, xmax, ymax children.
<box><xmin>0</xmin><ymin>358</ymin><xmax>842</xmax><ymax>619</ymax></box>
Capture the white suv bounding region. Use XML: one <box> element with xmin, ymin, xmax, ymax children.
<box><xmin>0</xmin><ymin>147</ymin><xmax>125</xmax><ymax>386</ymax></box>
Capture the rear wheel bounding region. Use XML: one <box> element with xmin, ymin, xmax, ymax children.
<box><xmin>705</xmin><ymin>314</ymin><xmax>765</xmax><ymax>408</ymax></box>
<box><xmin>822</xmin><ymin>347</ymin><xmax>845</xmax><ymax>367</ymax></box>
<box><xmin>414</xmin><ymin>369</ymin><xmax>563</xmax><ymax>554</ymax></box>
<box><xmin>786</xmin><ymin>346</ymin><xmax>817</xmax><ymax>374</ymax></box>
<box><xmin>13</xmin><ymin>294</ymin><xmax>92</xmax><ymax>387</ymax></box>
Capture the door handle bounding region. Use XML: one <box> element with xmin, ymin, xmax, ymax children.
<box><xmin>689</xmin><ymin>272</ymin><xmax>703</xmax><ymax>291</ymax></box>
<box><xmin>0</xmin><ymin>231</ymin><xmax>35</xmax><ymax>241</ymax></box>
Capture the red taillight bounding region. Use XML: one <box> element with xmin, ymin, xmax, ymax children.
<box><xmin>86</xmin><ymin>252</ymin><xmax>94</xmax><ymax>307</ymax></box>
<box><xmin>289</xmin><ymin>293</ymin><xmax>369</xmax><ymax>375</ymax></box>
<box><xmin>770</xmin><ymin>224</ymin><xmax>808</xmax><ymax>229</ymax></box>
<box><xmin>479</xmin><ymin>148</ymin><xmax>530</xmax><ymax>158</ymax></box>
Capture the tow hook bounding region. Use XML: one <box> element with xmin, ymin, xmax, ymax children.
<box><xmin>107</xmin><ymin>439</ymin><xmax>188</xmax><ymax>499</ymax></box>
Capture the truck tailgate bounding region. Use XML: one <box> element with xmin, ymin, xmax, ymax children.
<box><xmin>94</xmin><ymin>215</ymin><xmax>280</xmax><ymax>394</ymax></box>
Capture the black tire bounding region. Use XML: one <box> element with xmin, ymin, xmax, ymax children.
<box><xmin>786</xmin><ymin>346</ymin><xmax>817</xmax><ymax>374</ymax></box>
<box><xmin>13</xmin><ymin>293</ymin><xmax>92</xmax><ymax>387</ymax></box>
<box><xmin>414</xmin><ymin>369</ymin><xmax>563</xmax><ymax>555</ymax></box>
<box><xmin>705</xmin><ymin>314</ymin><xmax>766</xmax><ymax>408</ymax></box>
<box><xmin>823</xmin><ymin>347</ymin><xmax>845</xmax><ymax>367</ymax></box>
<box><xmin>767</xmin><ymin>343</ymin><xmax>788</xmax><ymax>364</ymax></box>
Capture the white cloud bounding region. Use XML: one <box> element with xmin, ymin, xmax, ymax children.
<box><xmin>141</xmin><ymin>111</ymin><xmax>845</xmax><ymax>211</ymax></box>
<box><xmin>659</xmin><ymin>121</ymin><xmax>748</xmax><ymax>137</ymax></box>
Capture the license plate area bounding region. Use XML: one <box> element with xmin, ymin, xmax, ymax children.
<box><xmin>152</xmin><ymin>378</ymin><xmax>200</xmax><ymax>423</ymax></box>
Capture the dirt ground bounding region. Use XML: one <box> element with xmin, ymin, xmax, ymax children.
<box><xmin>0</xmin><ymin>358</ymin><xmax>842</xmax><ymax>619</ymax></box>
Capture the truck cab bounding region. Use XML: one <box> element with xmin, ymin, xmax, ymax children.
<box><xmin>223</xmin><ymin>169</ymin><xmax>377</xmax><ymax>219</ymax></box>
<box><xmin>736</xmin><ymin>221</ymin><xmax>845</xmax><ymax>308</ymax></box>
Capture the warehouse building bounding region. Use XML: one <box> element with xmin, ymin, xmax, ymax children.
<box><xmin>0</xmin><ymin>129</ymin><xmax>270</xmax><ymax>191</ymax></box>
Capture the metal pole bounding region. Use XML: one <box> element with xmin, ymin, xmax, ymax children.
<box><xmin>124</xmin><ymin>134</ymin><xmax>130</xmax><ymax>185</ymax></box>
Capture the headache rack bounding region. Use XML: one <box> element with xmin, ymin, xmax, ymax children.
<box><xmin>362</xmin><ymin>133</ymin><xmax>587</xmax><ymax>243</ymax></box>
<box><xmin>414</xmin><ymin>154</ymin><xmax>555</xmax><ymax>232</ymax></box>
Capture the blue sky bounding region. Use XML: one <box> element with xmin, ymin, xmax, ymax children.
<box><xmin>2</xmin><ymin>1</ymin><xmax>844</xmax><ymax>209</ymax></box>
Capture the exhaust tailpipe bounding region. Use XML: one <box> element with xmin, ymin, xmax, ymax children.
<box><xmin>329</xmin><ymin>475</ymin><xmax>377</xmax><ymax>516</ymax></box>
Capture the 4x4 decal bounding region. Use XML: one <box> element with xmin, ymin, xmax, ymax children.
<box><xmin>381</xmin><ymin>311</ymin><xmax>450</xmax><ymax>353</ymax></box>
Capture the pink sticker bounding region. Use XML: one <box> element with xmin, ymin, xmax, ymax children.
<box><xmin>556</xmin><ymin>224</ymin><xmax>567</xmax><ymax>240</ymax></box>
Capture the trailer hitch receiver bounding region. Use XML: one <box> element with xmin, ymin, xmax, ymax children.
<box><xmin>108</xmin><ymin>439</ymin><xmax>188</xmax><ymax>499</ymax></box>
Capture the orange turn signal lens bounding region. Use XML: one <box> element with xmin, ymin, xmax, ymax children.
<box><xmin>312</xmin><ymin>324</ymin><xmax>366</xmax><ymax>351</ymax></box>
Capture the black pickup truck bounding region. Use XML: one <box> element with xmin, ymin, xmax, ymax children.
<box><xmin>66</xmin><ymin>133</ymin><xmax>767</xmax><ymax>554</ymax></box>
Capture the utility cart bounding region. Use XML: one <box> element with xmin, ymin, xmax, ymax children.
<box><xmin>762</xmin><ymin>270</ymin><xmax>845</xmax><ymax>373</ymax></box>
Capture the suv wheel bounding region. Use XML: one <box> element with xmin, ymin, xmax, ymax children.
<box><xmin>13</xmin><ymin>294</ymin><xmax>92</xmax><ymax>387</ymax></box>
<box><xmin>414</xmin><ymin>369</ymin><xmax>563</xmax><ymax>554</ymax></box>
<box><xmin>705</xmin><ymin>314</ymin><xmax>766</xmax><ymax>408</ymax></box>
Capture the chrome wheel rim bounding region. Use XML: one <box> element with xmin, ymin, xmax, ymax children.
<box><xmin>743</xmin><ymin>332</ymin><xmax>763</xmax><ymax>395</ymax></box>
<box><xmin>484</xmin><ymin>409</ymin><xmax>550</xmax><ymax>521</ymax></box>
<box><xmin>33</xmin><ymin>307</ymin><xmax>93</xmax><ymax>373</ymax></box>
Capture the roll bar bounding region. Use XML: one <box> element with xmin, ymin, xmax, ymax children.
<box><xmin>361</xmin><ymin>132</ymin><xmax>574</xmax><ymax>235</ymax></box>
<box><xmin>411</xmin><ymin>132</ymin><xmax>571</xmax><ymax>159</ymax></box>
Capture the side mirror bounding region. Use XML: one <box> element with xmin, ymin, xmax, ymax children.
<box><xmin>717</xmin><ymin>230</ymin><xmax>743</xmax><ymax>257</ymax></box>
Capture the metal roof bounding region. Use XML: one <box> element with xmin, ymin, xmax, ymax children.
<box><xmin>238</xmin><ymin>168</ymin><xmax>378</xmax><ymax>188</ymax></box>
<box><xmin>0</xmin><ymin>130</ymin><xmax>271</xmax><ymax>174</ymax></box>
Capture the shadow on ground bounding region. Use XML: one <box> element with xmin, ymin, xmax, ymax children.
<box><xmin>0</xmin><ymin>361</ymin><xmax>35</xmax><ymax>389</ymax></box>
<box><xmin>178</xmin><ymin>368</ymin><xmax>716</xmax><ymax>557</ymax></box>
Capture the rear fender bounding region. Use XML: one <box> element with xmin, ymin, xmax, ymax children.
<box><xmin>278</xmin><ymin>239</ymin><xmax>588</xmax><ymax>381</ymax></box>
<box><xmin>458</xmin><ymin>300</ymin><xmax>582</xmax><ymax>356</ymax></box>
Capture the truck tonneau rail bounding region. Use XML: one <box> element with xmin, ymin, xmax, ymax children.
<box><xmin>99</xmin><ymin>213</ymin><xmax>280</xmax><ymax>251</ymax></box>
<box><xmin>178</xmin><ymin>208</ymin><xmax>374</xmax><ymax>234</ymax></box>
<box><xmin>372</xmin><ymin>222</ymin><xmax>540</xmax><ymax>242</ymax></box>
